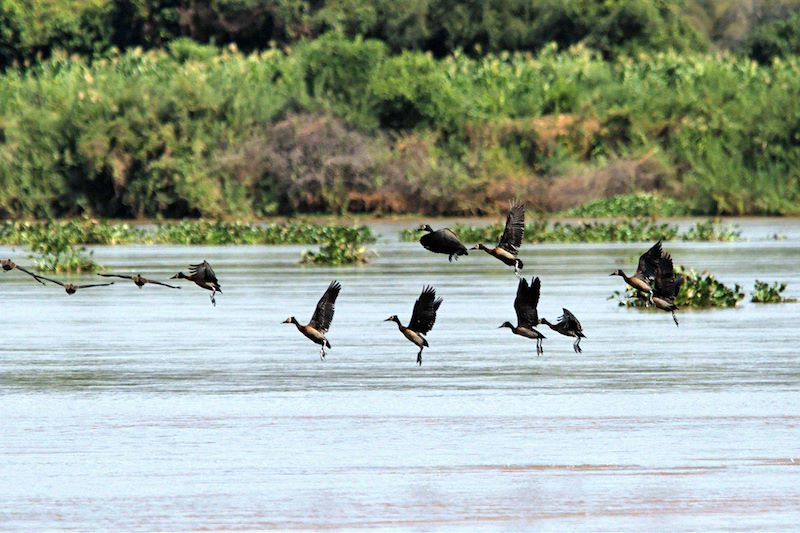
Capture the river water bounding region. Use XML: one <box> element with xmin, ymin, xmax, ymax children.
<box><xmin>1</xmin><ymin>218</ymin><xmax>799</xmax><ymax>531</ymax></box>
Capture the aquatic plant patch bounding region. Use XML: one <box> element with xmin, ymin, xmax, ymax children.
<box><xmin>751</xmin><ymin>280</ymin><xmax>796</xmax><ymax>303</ymax></box>
<box><xmin>610</xmin><ymin>265</ymin><xmax>745</xmax><ymax>309</ymax></box>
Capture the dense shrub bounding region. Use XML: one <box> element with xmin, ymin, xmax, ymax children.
<box><xmin>2</xmin><ymin>36</ymin><xmax>800</xmax><ymax>217</ymax></box>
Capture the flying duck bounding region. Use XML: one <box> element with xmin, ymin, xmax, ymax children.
<box><xmin>171</xmin><ymin>261</ymin><xmax>221</xmax><ymax>305</ymax></box>
<box><xmin>34</xmin><ymin>274</ymin><xmax>114</xmax><ymax>295</ymax></box>
<box><xmin>499</xmin><ymin>276</ymin><xmax>546</xmax><ymax>355</ymax></box>
<box><xmin>471</xmin><ymin>200</ymin><xmax>525</xmax><ymax>276</ymax></box>
<box><xmin>416</xmin><ymin>225</ymin><xmax>468</xmax><ymax>262</ymax></box>
<box><xmin>385</xmin><ymin>285</ymin><xmax>443</xmax><ymax>365</ymax></box>
<box><xmin>1</xmin><ymin>258</ymin><xmax>46</xmax><ymax>285</ymax></box>
<box><xmin>610</xmin><ymin>240</ymin><xmax>663</xmax><ymax>300</ymax></box>
<box><xmin>283</xmin><ymin>280</ymin><xmax>342</xmax><ymax>359</ymax></box>
<box><xmin>540</xmin><ymin>308</ymin><xmax>586</xmax><ymax>353</ymax></box>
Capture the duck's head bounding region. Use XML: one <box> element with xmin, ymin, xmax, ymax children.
<box><xmin>171</xmin><ymin>272</ymin><xmax>187</xmax><ymax>279</ymax></box>
<box><xmin>282</xmin><ymin>316</ymin><xmax>297</xmax><ymax>325</ymax></box>
<box><xmin>384</xmin><ymin>315</ymin><xmax>399</xmax><ymax>324</ymax></box>
<box><xmin>470</xmin><ymin>243</ymin><xmax>486</xmax><ymax>251</ymax></box>
<box><xmin>609</xmin><ymin>269</ymin><xmax>623</xmax><ymax>277</ymax></box>
<box><xmin>498</xmin><ymin>321</ymin><xmax>514</xmax><ymax>329</ymax></box>
<box><xmin>418</xmin><ymin>224</ymin><xmax>434</xmax><ymax>232</ymax></box>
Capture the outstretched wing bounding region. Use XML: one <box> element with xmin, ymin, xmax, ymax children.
<box><xmin>146</xmin><ymin>279</ymin><xmax>181</xmax><ymax>289</ymax></box>
<box><xmin>14</xmin><ymin>265</ymin><xmax>46</xmax><ymax>285</ymax></box>
<box><xmin>75</xmin><ymin>282</ymin><xmax>115</xmax><ymax>289</ymax></box>
<box><xmin>189</xmin><ymin>261</ymin><xmax>218</xmax><ymax>283</ymax></box>
<box><xmin>497</xmin><ymin>201</ymin><xmax>525</xmax><ymax>253</ymax></box>
<box><xmin>653</xmin><ymin>253</ymin><xmax>682</xmax><ymax>299</ymax></box>
<box><xmin>98</xmin><ymin>273</ymin><xmax>133</xmax><ymax>280</ymax></box>
<box><xmin>514</xmin><ymin>276</ymin><xmax>540</xmax><ymax>327</ymax></box>
<box><xmin>32</xmin><ymin>274</ymin><xmax>65</xmax><ymax>287</ymax></box>
<box><xmin>309</xmin><ymin>280</ymin><xmax>341</xmax><ymax>333</ymax></box>
<box><xmin>408</xmin><ymin>285</ymin><xmax>443</xmax><ymax>334</ymax></box>
<box><xmin>558</xmin><ymin>308</ymin><xmax>583</xmax><ymax>335</ymax></box>
<box><xmin>636</xmin><ymin>240</ymin><xmax>662</xmax><ymax>282</ymax></box>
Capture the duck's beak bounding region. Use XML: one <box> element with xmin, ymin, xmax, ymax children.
<box><xmin>383</xmin><ymin>317</ymin><xmax>392</xmax><ymax>322</ymax></box>
<box><xmin>282</xmin><ymin>318</ymin><xmax>292</xmax><ymax>324</ymax></box>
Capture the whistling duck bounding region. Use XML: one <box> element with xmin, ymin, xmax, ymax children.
<box><xmin>540</xmin><ymin>308</ymin><xmax>586</xmax><ymax>353</ymax></box>
<box><xmin>171</xmin><ymin>261</ymin><xmax>221</xmax><ymax>305</ymax></box>
<box><xmin>283</xmin><ymin>280</ymin><xmax>341</xmax><ymax>359</ymax></box>
<box><xmin>610</xmin><ymin>240</ymin><xmax>663</xmax><ymax>300</ymax></box>
<box><xmin>98</xmin><ymin>273</ymin><xmax>181</xmax><ymax>289</ymax></box>
<box><xmin>471</xmin><ymin>200</ymin><xmax>525</xmax><ymax>276</ymax></box>
<box><xmin>1</xmin><ymin>258</ymin><xmax>46</xmax><ymax>285</ymax></box>
<box><xmin>652</xmin><ymin>252</ymin><xmax>683</xmax><ymax>326</ymax></box>
<box><xmin>385</xmin><ymin>285</ymin><xmax>443</xmax><ymax>365</ymax></box>
<box><xmin>499</xmin><ymin>276</ymin><xmax>546</xmax><ymax>355</ymax></box>
<box><xmin>34</xmin><ymin>274</ymin><xmax>114</xmax><ymax>295</ymax></box>
<box><xmin>417</xmin><ymin>225</ymin><xmax>468</xmax><ymax>262</ymax></box>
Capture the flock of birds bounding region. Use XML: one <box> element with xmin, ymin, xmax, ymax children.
<box><xmin>1</xmin><ymin>201</ymin><xmax>683</xmax><ymax>364</ymax></box>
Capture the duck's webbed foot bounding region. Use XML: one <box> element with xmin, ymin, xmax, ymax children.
<box><xmin>448</xmin><ymin>254</ymin><xmax>454</xmax><ymax>263</ymax></box>
<box><xmin>210</xmin><ymin>290</ymin><xmax>217</xmax><ymax>307</ymax></box>
<box><xmin>320</xmin><ymin>346</ymin><xmax>327</xmax><ymax>360</ymax></box>
<box><xmin>672</xmin><ymin>311</ymin><xmax>679</xmax><ymax>327</ymax></box>
<box><xmin>574</xmin><ymin>338</ymin><xmax>582</xmax><ymax>354</ymax></box>
<box><xmin>416</xmin><ymin>348</ymin><xmax>423</xmax><ymax>366</ymax></box>
<box><xmin>536</xmin><ymin>338</ymin><xmax>543</xmax><ymax>356</ymax></box>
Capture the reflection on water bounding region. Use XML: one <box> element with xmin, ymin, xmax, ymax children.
<box><xmin>1</xmin><ymin>219</ymin><xmax>799</xmax><ymax>530</ymax></box>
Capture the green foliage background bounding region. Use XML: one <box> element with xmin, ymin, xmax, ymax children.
<box><xmin>1</xmin><ymin>1</ymin><xmax>800</xmax><ymax>218</ymax></box>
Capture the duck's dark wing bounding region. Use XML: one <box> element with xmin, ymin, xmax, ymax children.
<box><xmin>497</xmin><ymin>201</ymin><xmax>525</xmax><ymax>253</ymax></box>
<box><xmin>32</xmin><ymin>274</ymin><xmax>65</xmax><ymax>287</ymax></box>
<box><xmin>308</xmin><ymin>280</ymin><xmax>341</xmax><ymax>333</ymax></box>
<box><xmin>514</xmin><ymin>276</ymin><xmax>540</xmax><ymax>327</ymax></box>
<box><xmin>75</xmin><ymin>282</ymin><xmax>115</xmax><ymax>289</ymax></box>
<box><xmin>98</xmin><ymin>273</ymin><xmax>133</xmax><ymax>280</ymax></box>
<box><xmin>653</xmin><ymin>254</ymin><xmax>682</xmax><ymax>299</ymax></box>
<box><xmin>15</xmin><ymin>265</ymin><xmax>46</xmax><ymax>285</ymax></box>
<box><xmin>145</xmin><ymin>279</ymin><xmax>182</xmax><ymax>289</ymax></box>
<box><xmin>408</xmin><ymin>285</ymin><xmax>443</xmax><ymax>334</ymax></box>
<box><xmin>558</xmin><ymin>308</ymin><xmax>583</xmax><ymax>335</ymax></box>
<box><xmin>189</xmin><ymin>261</ymin><xmax>218</xmax><ymax>283</ymax></box>
<box><xmin>420</xmin><ymin>228</ymin><xmax>468</xmax><ymax>255</ymax></box>
<box><xmin>636</xmin><ymin>240</ymin><xmax>663</xmax><ymax>281</ymax></box>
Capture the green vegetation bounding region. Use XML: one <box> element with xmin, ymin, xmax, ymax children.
<box><xmin>680</xmin><ymin>220</ymin><xmax>741</xmax><ymax>242</ymax></box>
<box><xmin>300</xmin><ymin>239</ymin><xmax>370</xmax><ymax>265</ymax></box>
<box><xmin>563</xmin><ymin>193</ymin><xmax>691</xmax><ymax>217</ymax></box>
<box><xmin>611</xmin><ymin>265</ymin><xmax>745</xmax><ymax>308</ymax></box>
<box><xmin>2</xmin><ymin>4</ymin><xmax>800</xmax><ymax>219</ymax></box>
<box><xmin>0</xmin><ymin>220</ymin><xmax>375</xmax><ymax>245</ymax></box>
<box><xmin>401</xmin><ymin>219</ymin><xmax>739</xmax><ymax>244</ymax></box>
<box><xmin>751</xmin><ymin>280</ymin><xmax>797</xmax><ymax>303</ymax></box>
<box><xmin>26</xmin><ymin>233</ymin><xmax>100</xmax><ymax>273</ymax></box>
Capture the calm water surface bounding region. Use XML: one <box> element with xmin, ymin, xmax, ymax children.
<box><xmin>1</xmin><ymin>218</ymin><xmax>799</xmax><ymax>531</ymax></box>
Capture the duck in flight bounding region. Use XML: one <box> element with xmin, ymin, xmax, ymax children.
<box><xmin>1</xmin><ymin>258</ymin><xmax>46</xmax><ymax>285</ymax></box>
<box><xmin>471</xmin><ymin>200</ymin><xmax>525</xmax><ymax>276</ymax></box>
<box><xmin>651</xmin><ymin>251</ymin><xmax>683</xmax><ymax>326</ymax></box>
<box><xmin>610</xmin><ymin>240</ymin><xmax>663</xmax><ymax>301</ymax></box>
<box><xmin>283</xmin><ymin>280</ymin><xmax>341</xmax><ymax>359</ymax></box>
<box><xmin>171</xmin><ymin>261</ymin><xmax>221</xmax><ymax>305</ymax></box>
<box><xmin>416</xmin><ymin>225</ymin><xmax>468</xmax><ymax>262</ymax></box>
<box><xmin>385</xmin><ymin>285</ymin><xmax>443</xmax><ymax>366</ymax></box>
<box><xmin>540</xmin><ymin>308</ymin><xmax>586</xmax><ymax>353</ymax></box>
<box><xmin>98</xmin><ymin>273</ymin><xmax>181</xmax><ymax>289</ymax></box>
<box><xmin>499</xmin><ymin>276</ymin><xmax>546</xmax><ymax>355</ymax></box>
<box><xmin>33</xmin><ymin>274</ymin><xmax>114</xmax><ymax>295</ymax></box>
